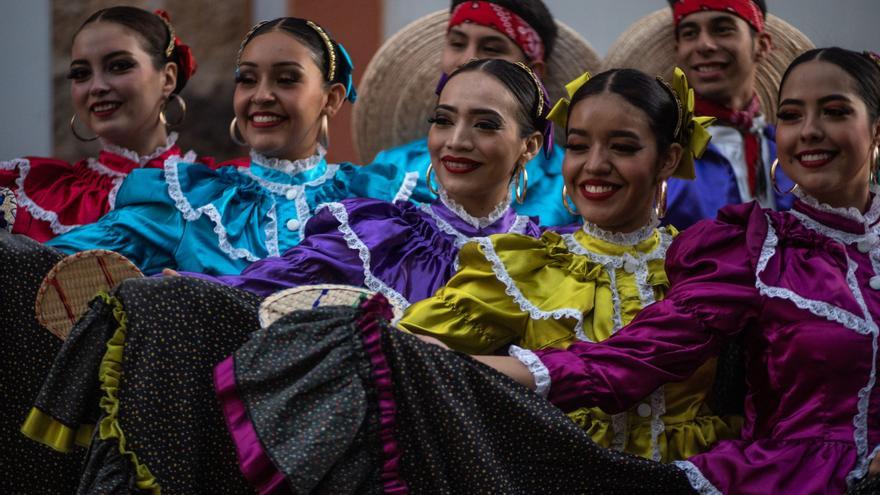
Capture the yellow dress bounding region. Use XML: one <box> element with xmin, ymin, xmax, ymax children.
<box><xmin>399</xmin><ymin>222</ymin><xmax>738</xmax><ymax>462</ymax></box>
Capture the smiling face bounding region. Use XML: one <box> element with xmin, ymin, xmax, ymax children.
<box><xmin>776</xmin><ymin>60</ymin><xmax>880</xmax><ymax>211</ymax></box>
<box><xmin>233</xmin><ymin>30</ymin><xmax>339</xmax><ymax>160</ymax></box>
<box><xmin>563</xmin><ymin>91</ymin><xmax>679</xmax><ymax>233</ymax></box>
<box><xmin>675</xmin><ymin>11</ymin><xmax>769</xmax><ymax>109</ymax></box>
<box><xmin>427</xmin><ymin>70</ymin><xmax>540</xmax><ymax>216</ymax></box>
<box><xmin>68</xmin><ymin>21</ymin><xmax>176</xmax><ymax>154</ymax></box>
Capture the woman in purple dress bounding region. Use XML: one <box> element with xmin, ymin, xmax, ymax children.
<box><xmin>184</xmin><ymin>58</ymin><xmax>548</xmax><ymax>308</ymax></box>
<box><xmin>471</xmin><ymin>47</ymin><xmax>880</xmax><ymax>493</ymax></box>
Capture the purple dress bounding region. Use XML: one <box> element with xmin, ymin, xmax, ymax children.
<box><xmin>519</xmin><ymin>194</ymin><xmax>880</xmax><ymax>494</ymax></box>
<box><xmin>193</xmin><ymin>192</ymin><xmax>541</xmax><ymax>309</ymax></box>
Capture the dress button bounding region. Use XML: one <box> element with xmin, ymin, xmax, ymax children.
<box><xmin>286</xmin><ymin>219</ymin><xmax>300</xmax><ymax>231</ymax></box>
<box><xmin>623</xmin><ymin>258</ymin><xmax>639</xmax><ymax>274</ymax></box>
<box><xmin>285</xmin><ymin>189</ymin><xmax>297</xmax><ymax>200</ymax></box>
<box><xmin>636</xmin><ymin>403</ymin><xmax>652</xmax><ymax>418</ymax></box>
<box><xmin>859</xmin><ymin>233</ymin><xmax>880</xmax><ymax>253</ymax></box>
<box><xmin>870</xmin><ymin>276</ymin><xmax>880</xmax><ymax>291</ymax></box>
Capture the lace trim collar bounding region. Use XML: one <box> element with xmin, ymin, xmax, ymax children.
<box><xmin>794</xmin><ymin>185</ymin><xmax>880</xmax><ymax>227</ymax></box>
<box><xmin>438</xmin><ymin>188</ymin><xmax>511</xmax><ymax>230</ymax></box>
<box><xmin>580</xmin><ymin>213</ymin><xmax>660</xmax><ymax>246</ymax></box>
<box><xmin>249</xmin><ymin>145</ymin><xmax>326</xmax><ymax>176</ymax></box>
<box><xmin>100</xmin><ymin>132</ymin><xmax>179</xmax><ymax>166</ymax></box>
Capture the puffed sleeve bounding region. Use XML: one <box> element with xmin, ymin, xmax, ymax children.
<box><xmin>532</xmin><ymin>203</ymin><xmax>768</xmax><ymax>414</ymax></box>
<box><xmin>399</xmin><ymin>231</ymin><xmax>600</xmax><ymax>355</ymax></box>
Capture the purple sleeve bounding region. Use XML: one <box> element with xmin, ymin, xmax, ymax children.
<box><xmin>535</xmin><ymin>203</ymin><xmax>768</xmax><ymax>414</ymax></box>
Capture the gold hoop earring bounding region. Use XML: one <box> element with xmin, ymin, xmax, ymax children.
<box><xmin>426</xmin><ymin>162</ymin><xmax>440</xmax><ymax>196</ymax></box>
<box><xmin>69</xmin><ymin>114</ymin><xmax>97</xmax><ymax>142</ymax></box>
<box><xmin>654</xmin><ymin>180</ymin><xmax>668</xmax><ymax>219</ymax></box>
<box><xmin>320</xmin><ymin>114</ymin><xmax>330</xmax><ymax>149</ymax></box>
<box><xmin>561</xmin><ymin>185</ymin><xmax>577</xmax><ymax>216</ymax></box>
<box><xmin>229</xmin><ymin>117</ymin><xmax>247</xmax><ymax>146</ymax></box>
<box><xmin>514</xmin><ymin>166</ymin><xmax>528</xmax><ymax>204</ymax></box>
<box><xmin>161</xmin><ymin>94</ymin><xmax>187</xmax><ymax>128</ymax></box>
<box><xmin>770</xmin><ymin>158</ymin><xmax>798</xmax><ymax>195</ymax></box>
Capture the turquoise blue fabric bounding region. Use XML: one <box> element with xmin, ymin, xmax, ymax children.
<box><xmin>47</xmin><ymin>152</ymin><xmax>417</xmax><ymax>276</ymax></box>
<box><xmin>369</xmin><ymin>138</ymin><xmax>577</xmax><ymax>227</ymax></box>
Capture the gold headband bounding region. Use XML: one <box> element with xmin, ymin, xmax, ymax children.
<box><xmin>306</xmin><ymin>20</ymin><xmax>336</xmax><ymax>82</ymax></box>
<box><xmin>514</xmin><ymin>62</ymin><xmax>544</xmax><ymax>118</ymax></box>
<box><xmin>156</xmin><ymin>14</ymin><xmax>175</xmax><ymax>59</ymax></box>
<box><xmin>236</xmin><ymin>20</ymin><xmax>270</xmax><ymax>67</ymax></box>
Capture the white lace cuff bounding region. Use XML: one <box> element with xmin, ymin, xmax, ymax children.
<box><xmin>508</xmin><ymin>345</ymin><xmax>550</xmax><ymax>398</ymax></box>
<box><xmin>672</xmin><ymin>460</ymin><xmax>722</xmax><ymax>495</ymax></box>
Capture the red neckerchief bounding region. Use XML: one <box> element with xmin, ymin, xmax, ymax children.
<box><xmin>694</xmin><ymin>94</ymin><xmax>763</xmax><ymax>196</ymax></box>
<box><xmin>448</xmin><ymin>1</ymin><xmax>545</xmax><ymax>62</ymax></box>
<box><xmin>671</xmin><ymin>0</ymin><xmax>765</xmax><ymax>32</ymax></box>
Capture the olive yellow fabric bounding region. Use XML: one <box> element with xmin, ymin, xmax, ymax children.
<box><xmin>400</xmin><ymin>226</ymin><xmax>737</xmax><ymax>462</ymax></box>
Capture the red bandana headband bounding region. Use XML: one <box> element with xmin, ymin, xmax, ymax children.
<box><xmin>448</xmin><ymin>1</ymin><xmax>545</xmax><ymax>63</ymax></box>
<box><xmin>671</xmin><ymin>0</ymin><xmax>765</xmax><ymax>33</ymax></box>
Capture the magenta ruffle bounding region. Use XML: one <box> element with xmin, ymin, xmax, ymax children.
<box><xmin>214</xmin><ymin>356</ymin><xmax>290</xmax><ymax>494</ymax></box>
<box><xmin>355</xmin><ymin>295</ymin><xmax>408</xmax><ymax>493</ymax></box>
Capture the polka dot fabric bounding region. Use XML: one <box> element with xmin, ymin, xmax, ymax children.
<box><xmin>226</xmin><ymin>295</ymin><xmax>697</xmax><ymax>494</ymax></box>
<box><xmin>0</xmin><ymin>232</ymin><xmax>84</xmax><ymax>494</ymax></box>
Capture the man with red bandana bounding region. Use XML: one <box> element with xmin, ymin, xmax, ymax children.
<box><xmin>368</xmin><ymin>1</ymin><xmax>580</xmax><ymax>227</ymax></box>
<box><xmin>664</xmin><ymin>0</ymin><xmax>796</xmax><ymax>230</ymax></box>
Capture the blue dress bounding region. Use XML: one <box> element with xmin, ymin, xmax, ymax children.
<box><xmin>664</xmin><ymin>121</ymin><xmax>795</xmax><ymax>230</ymax></box>
<box><xmin>47</xmin><ymin>149</ymin><xmax>418</xmax><ymax>276</ymax></box>
<box><xmin>369</xmin><ymin>138</ymin><xmax>577</xmax><ymax>227</ymax></box>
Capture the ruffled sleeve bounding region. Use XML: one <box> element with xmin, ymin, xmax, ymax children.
<box><xmin>399</xmin><ymin>231</ymin><xmax>602</xmax><ymax>354</ymax></box>
<box><xmin>328</xmin><ymin>162</ymin><xmax>419</xmax><ymax>205</ymax></box>
<box><xmin>534</xmin><ymin>203</ymin><xmax>768</xmax><ymax>414</ymax></box>
<box><xmin>45</xmin><ymin>167</ymin><xmax>186</xmax><ymax>275</ymax></box>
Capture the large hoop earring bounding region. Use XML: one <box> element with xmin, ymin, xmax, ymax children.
<box><xmin>161</xmin><ymin>94</ymin><xmax>187</xmax><ymax>128</ymax></box>
<box><xmin>514</xmin><ymin>166</ymin><xmax>528</xmax><ymax>204</ymax></box>
<box><xmin>319</xmin><ymin>114</ymin><xmax>330</xmax><ymax>149</ymax></box>
<box><xmin>425</xmin><ymin>162</ymin><xmax>439</xmax><ymax>196</ymax></box>
<box><xmin>561</xmin><ymin>185</ymin><xmax>577</xmax><ymax>216</ymax></box>
<box><xmin>229</xmin><ymin>117</ymin><xmax>247</xmax><ymax>146</ymax></box>
<box><xmin>654</xmin><ymin>180</ymin><xmax>668</xmax><ymax>219</ymax></box>
<box><xmin>770</xmin><ymin>158</ymin><xmax>798</xmax><ymax>195</ymax></box>
<box><xmin>69</xmin><ymin>114</ymin><xmax>97</xmax><ymax>142</ymax></box>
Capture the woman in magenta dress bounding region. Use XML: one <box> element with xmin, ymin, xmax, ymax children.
<box><xmin>478</xmin><ymin>47</ymin><xmax>880</xmax><ymax>493</ymax></box>
<box><xmin>0</xmin><ymin>6</ymin><xmax>202</xmax><ymax>242</ymax></box>
<box><xmin>183</xmin><ymin>58</ymin><xmax>547</xmax><ymax>307</ymax></box>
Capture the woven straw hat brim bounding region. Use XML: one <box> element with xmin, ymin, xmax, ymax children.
<box><xmin>259</xmin><ymin>284</ymin><xmax>405</xmax><ymax>329</ymax></box>
<box><xmin>36</xmin><ymin>249</ymin><xmax>143</xmax><ymax>340</ymax></box>
<box><xmin>603</xmin><ymin>9</ymin><xmax>814</xmax><ymax>122</ymax></box>
<box><xmin>0</xmin><ymin>187</ymin><xmax>16</xmax><ymax>232</ymax></box>
<box><xmin>353</xmin><ymin>10</ymin><xmax>602</xmax><ymax>162</ymax></box>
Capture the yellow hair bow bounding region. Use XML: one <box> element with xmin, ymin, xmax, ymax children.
<box><xmin>661</xmin><ymin>67</ymin><xmax>715</xmax><ymax>179</ymax></box>
<box><xmin>546</xmin><ymin>71</ymin><xmax>592</xmax><ymax>129</ymax></box>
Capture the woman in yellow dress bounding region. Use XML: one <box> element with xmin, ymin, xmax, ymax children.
<box><xmin>400</xmin><ymin>67</ymin><xmax>735</xmax><ymax>462</ymax></box>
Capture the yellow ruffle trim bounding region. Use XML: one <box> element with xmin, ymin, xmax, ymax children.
<box><xmin>20</xmin><ymin>407</ymin><xmax>93</xmax><ymax>453</ymax></box>
<box><xmin>95</xmin><ymin>292</ymin><xmax>161</xmax><ymax>494</ymax></box>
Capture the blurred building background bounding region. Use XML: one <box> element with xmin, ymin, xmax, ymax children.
<box><xmin>2</xmin><ymin>0</ymin><xmax>878</xmax><ymax>164</ymax></box>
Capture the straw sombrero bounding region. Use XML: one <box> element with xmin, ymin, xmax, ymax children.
<box><xmin>0</xmin><ymin>187</ymin><xmax>16</xmax><ymax>232</ymax></box>
<box><xmin>603</xmin><ymin>8</ymin><xmax>814</xmax><ymax>122</ymax></box>
<box><xmin>259</xmin><ymin>284</ymin><xmax>405</xmax><ymax>329</ymax></box>
<box><xmin>352</xmin><ymin>10</ymin><xmax>602</xmax><ymax>162</ymax></box>
<box><xmin>36</xmin><ymin>250</ymin><xmax>143</xmax><ymax>339</ymax></box>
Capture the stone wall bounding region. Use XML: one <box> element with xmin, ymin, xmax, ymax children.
<box><xmin>53</xmin><ymin>0</ymin><xmax>251</xmax><ymax>162</ymax></box>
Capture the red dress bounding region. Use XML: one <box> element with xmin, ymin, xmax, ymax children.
<box><xmin>0</xmin><ymin>135</ymin><xmax>208</xmax><ymax>242</ymax></box>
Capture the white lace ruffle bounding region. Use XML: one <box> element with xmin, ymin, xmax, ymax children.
<box><xmin>672</xmin><ymin>461</ymin><xmax>722</xmax><ymax>495</ymax></box>
<box><xmin>438</xmin><ymin>188</ymin><xmax>512</xmax><ymax>230</ymax></box>
<box><xmin>649</xmin><ymin>387</ymin><xmax>668</xmax><ymax>462</ymax></box>
<box><xmin>319</xmin><ymin>202</ymin><xmax>412</xmax><ymax>311</ymax></box>
<box><xmin>100</xmin><ymin>132</ymin><xmax>179</xmax><ymax>167</ymax></box>
<box><xmin>581</xmin><ymin>212</ymin><xmax>660</xmax><ymax>246</ymax></box>
<box><xmin>249</xmin><ymin>144</ymin><xmax>326</xmax><ymax>176</ymax></box>
<box><xmin>474</xmin><ymin>237</ymin><xmax>589</xmax><ymax>341</ymax></box>
<box><xmin>508</xmin><ymin>345</ymin><xmax>551</xmax><ymax>398</ymax></box>
<box><xmin>11</xmin><ymin>158</ymin><xmax>81</xmax><ymax>235</ymax></box>
<box><xmin>264</xmin><ymin>204</ymin><xmax>280</xmax><ymax>257</ymax></box>
<box><xmin>794</xmin><ymin>185</ymin><xmax>880</xmax><ymax>226</ymax></box>
<box><xmin>85</xmin><ymin>157</ymin><xmax>128</xmax><ymax>179</ymax></box>
<box><xmin>393</xmin><ymin>171</ymin><xmax>419</xmax><ymax>203</ymax></box>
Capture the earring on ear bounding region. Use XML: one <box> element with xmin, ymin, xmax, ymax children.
<box><xmin>319</xmin><ymin>114</ymin><xmax>330</xmax><ymax>150</ymax></box>
<box><xmin>229</xmin><ymin>117</ymin><xmax>247</xmax><ymax>146</ymax></box>
<box><xmin>654</xmin><ymin>180</ymin><xmax>668</xmax><ymax>219</ymax></box>
<box><xmin>161</xmin><ymin>94</ymin><xmax>187</xmax><ymax>127</ymax></box>
<box><xmin>425</xmin><ymin>162</ymin><xmax>439</xmax><ymax>196</ymax></box>
<box><xmin>561</xmin><ymin>185</ymin><xmax>577</xmax><ymax>216</ymax></box>
<box><xmin>514</xmin><ymin>165</ymin><xmax>528</xmax><ymax>204</ymax></box>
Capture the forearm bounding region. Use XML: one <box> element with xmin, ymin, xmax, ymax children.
<box><xmin>472</xmin><ymin>355</ymin><xmax>536</xmax><ymax>391</ymax></box>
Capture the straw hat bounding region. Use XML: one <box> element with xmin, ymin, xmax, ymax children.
<box><xmin>352</xmin><ymin>10</ymin><xmax>602</xmax><ymax>162</ymax></box>
<box><xmin>36</xmin><ymin>250</ymin><xmax>143</xmax><ymax>339</ymax></box>
<box><xmin>603</xmin><ymin>8</ymin><xmax>814</xmax><ymax>122</ymax></box>
<box><xmin>259</xmin><ymin>284</ymin><xmax>405</xmax><ymax>329</ymax></box>
<box><xmin>0</xmin><ymin>187</ymin><xmax>16</xmax><ymax>233</ymax></box>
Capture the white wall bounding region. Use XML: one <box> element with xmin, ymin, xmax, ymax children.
<box><xmin>0</xmin><ymin>0</ymin><xmax>51</xmax><ymax>157</ymax></box>
<box><xmin>384</xmin><ymin>0</ymin><xmax>880</xmax><ymax>55</ymax></box>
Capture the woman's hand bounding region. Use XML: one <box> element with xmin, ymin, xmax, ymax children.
<box><xmin>162</xmin><ymin>268</ymin><xmax>180</xmax><ymax>277</ymax></box>
<box><xmin>416</xmin><ymin>334</ymin><xmax>450</xmax><ymax>350</ymax></box>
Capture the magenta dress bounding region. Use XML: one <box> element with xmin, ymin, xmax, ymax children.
<box><xmin>523</xmin><ymin>195</ymin><xmax>880</xmax><ymax>494</ymax></box>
